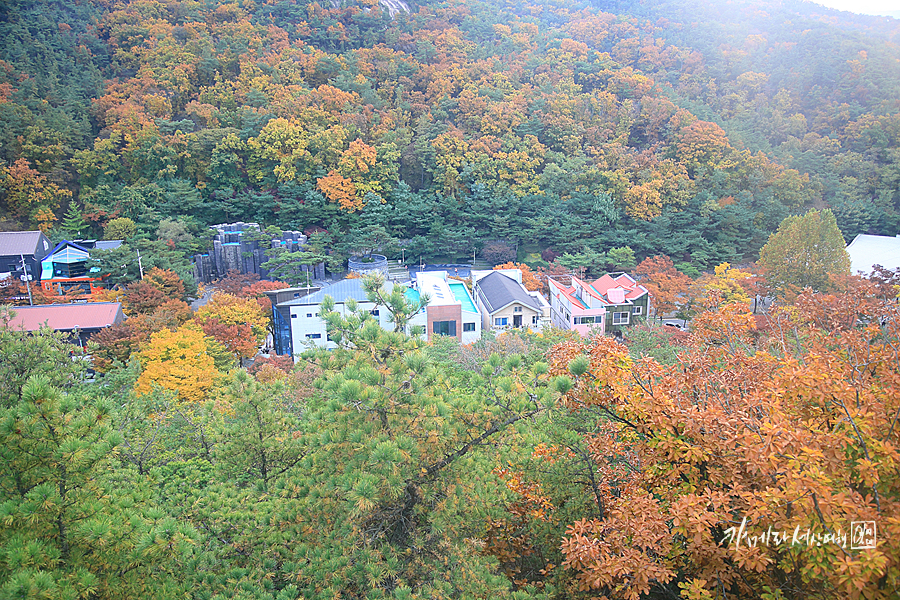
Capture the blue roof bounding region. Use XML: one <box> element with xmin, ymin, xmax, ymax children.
<box><xmin>280</xmin><ymin>279</ymin><xmax>371</xmax><ymax>306</ymax></box>
<box><xmin>43</xmin><ymin>241</ymin><xmax>90</xmax><ymax>265</ymax></box>
<box><xmin>47</xmin><ymin>240</ymin><xmax>91</xmax><ymax>257</ymax></box>
<box><xmin>94</xmin><ymin>240</ymin><xmax>123</xmax><ymax>250</ymax></box>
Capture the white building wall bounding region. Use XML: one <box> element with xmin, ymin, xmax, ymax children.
<box><xmin>461</xmin><ymin>308</ymin><xmax>481</xmax><ymax>344</ymax></box>
<box><xmin>548</xmin><ymin>280</ymin><xmax>574</xmax><ymax>329</ymax></box>
<box><xmin>289</xmin><ymin>300</ymin><xmax>382</xmax><ymax>352</ymax></box>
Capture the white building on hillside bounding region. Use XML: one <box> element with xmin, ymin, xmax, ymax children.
<box><xmin>281</xmin><ymin>279</ymin><xmax>392</xmax><ymax>352</ymax></box>
<box><xmin>277</xmin><ymin>274</ymin><xmax>483</xmax><ymax>356</ymax></box>
<box><xmin>408</xmin><ymin>272</ymin><xmax>482</xmax><ymax>344</ymax></box>
<box><xmin>846</xmin><ymin>234</ymin><xmax>900</xmax><ymax>274</ymax></box>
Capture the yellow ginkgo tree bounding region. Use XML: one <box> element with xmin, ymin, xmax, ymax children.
<box><xmin>136</xmin><ymin>324</ymin><xmax>220</xmax><ymax>403</ymax></box>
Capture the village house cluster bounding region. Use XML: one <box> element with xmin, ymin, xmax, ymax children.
<box><xmin>265</xmin><ymin>267</ymin><xmax>650</xmax><ymax>359</ymax></box>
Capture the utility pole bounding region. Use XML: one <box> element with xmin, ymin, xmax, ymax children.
<box><xmin>19</xmin><ymin>254</ymin><xmax>33</xmax><ymax>306</ymax></box>
<box><xmin>136</xmin><ymin>249</ymin><xmax>144</xmax><ymax>279</ymax></box>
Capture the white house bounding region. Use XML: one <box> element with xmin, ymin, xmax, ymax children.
<box><xmin>846</xmin><ymin>234</ymin><xmax>900</xmax><ymax>275</ymax></box>
<box><xmin>278</xmin><ymin>274</ymin><xmax>483</xmax><ymax>356</ymax></box>
<box><xmin>281</xmin><ymin>279</ymin><xmax>394</xmax><ymax>352</ymax></box>
<box><xmin>471</xmin><ymin>269</ymin><xmax>550</xmax><ymax>333</ymax></box>
<box><xmin>408</xmin><ymin>271</ymin><xmax>482</xmax><ymax>344</ymax></box>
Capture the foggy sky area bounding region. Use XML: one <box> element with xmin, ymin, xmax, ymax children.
<box><xmin>812</xmin><ymin>0</ymin><xmax>900</xmax><ymax>17</ymax></box>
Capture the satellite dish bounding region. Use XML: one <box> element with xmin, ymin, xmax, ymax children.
<box><xmin>608</xmin><ymin>288</ymin><xmax>626</xmax><ymax>304</ymax></box>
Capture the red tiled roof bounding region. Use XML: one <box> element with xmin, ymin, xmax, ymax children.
<box><xmin>559</xmin><ymin>287</ymin><xmax>587</xmax><ymax>310</ymax></box>
<box><xmin>550</xmin><ymin>278</ymin><xmax>588</xmax><ymax>310</ymax></box>
<box><xmin>7</xmin><ymin>302</ymin><xmax>124</xmax><ymax>332</ymax></box>
<box><xmin>590</xmin><ymin>273</ymin><xmax>648</xmax><ymax>302</ymax></box>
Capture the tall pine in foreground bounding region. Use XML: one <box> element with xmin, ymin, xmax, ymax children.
<box><xmin>273</xmin><ymin>283</ymin><xmax>557</xmax><ymax>598</ymax></box>
<box><xmin>0</xmin><ymin>376</ymin><xmax>199</xmax><ymax>599</ymax></box>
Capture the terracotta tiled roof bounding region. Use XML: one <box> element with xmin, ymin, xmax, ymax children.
<box><xmin>557</xmin><ymin>285</ymin><xmax>587</xmax><ymax>310</ymax></box>
<box><xmin>6</xmin><ymin>302</ymin><xmax>124</xmax><ymax>332</ymax></box>
<box><xmin>590</xmin><ymin>273</ymin><xmax>647</xmax><ymax>303</ymax></box>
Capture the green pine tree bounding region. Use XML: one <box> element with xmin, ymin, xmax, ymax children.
<box><xmin>0</xmin><ymin>376</ymin><xmax>199</xmax><ymax>599</ymax></box>
<box><xmin>60</xmin><ymin>202</ymin><xmax>88</xmax><ymax>238</ymax></box>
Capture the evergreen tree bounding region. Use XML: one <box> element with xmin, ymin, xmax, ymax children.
<box><xmin>0</xmin><ymin>376</ymin><xmax>198</xmax><ymax>599</ymax></box>
<box><xmin>60</xmin><ymin>202</ymin><xmax>88</xmax><ymax>238</ymax></box>
<box><xmin>0</xmin><ymin>313</ymin><xmax>84</xmax><ymax>407</ymax></box>
<box><xmin>284</xmin><ymin>290</ymin><xmax>558</xmax><ymax>597</ymax></box>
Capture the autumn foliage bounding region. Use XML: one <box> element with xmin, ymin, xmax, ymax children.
<box><xmin>194</xmin><ymin>293</ymin><xmax>269</xmax><ymax>361</ymax></box>
<box><xmin>135</xmin><ymin>325</ymin><xmax>220</xmax><ymax>402</ymax></box>
<box><xmin>537</xmin><ymin>286</ymin><xmax>900</xmax><ymax>599</ymax></box>
<box><xmin>494</xmin><ymin>262</ymin><xmax>542</xmax><ymax>292</ymax></box>
<box><xmin>633</xmin><ymin>254</ymin><xmax>693</xmax><ymax>317</ymax></box>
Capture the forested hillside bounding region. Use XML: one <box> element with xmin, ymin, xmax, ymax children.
<box><xmin>1</xmin><ymin>0</ymin><xmax>898</xmax><ymax>269</ymax></box>
<box><xmin>3</xmin><ymin>273</ymin><xmax>900</xmax><ymax>599</ymax></box>
<box><xmin>2</xmin><ymin>3</ymin><xmax>900</xmax><ymax>598</ymax></box>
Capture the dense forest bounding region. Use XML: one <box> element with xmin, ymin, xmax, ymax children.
<box><xmin>1</xmin><ymin>0</ymin><xmax>898</xmax><ymax>272</ymax></box>
<box><xmin>3</xmin><ymin>272</ymin><xmax>900</xmax><ymax>599</ymax></box>
<box><xmin>2</xmin><ymin>1</ymin><xmax>900</xmax><ymax>599</ymax></box>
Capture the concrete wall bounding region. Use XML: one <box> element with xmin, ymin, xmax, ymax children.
<box><xmin>460</xmin><ymin>308</ymin><xmax>481</xmax><ymax>344</ymax></box>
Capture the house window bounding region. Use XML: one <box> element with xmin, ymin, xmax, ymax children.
<box><xmin>433</xmin><ymin>320</ymin><xmax>457</xmax><ymax>336</ymax></box>
<box><xmin>612</xmin><ymin>312</ymin><xmax>630</xmax><ymax>325</ymax></box>
<box><xmin>633</xmin><ymin>306</ymin><xmax>642</xmax><ymax>315</ymax></box>
<box><xmin>513</xmin><ymin>306</ymin><xmax>522</xmax><ymax>313</ymax></box>
<box><xmin>305</xmin><ymin>333</ymin><xmax>322</xmax><ymax>339</ymax></box>
<box><xmin>291</xmin><ymin>314</ymin><xmax>297</xmax><ymax>319</ymax></box>
<box><xmin>532</xmin><ymin>315</ymin><xmax>539</xmax><ymax>325</ymax></box>
<box><xmin>575</xmin><ymin>316</ymin><xmax>596</xmax><ymax>324</ymax></box>
<box><xmin>370</xmin><ymin>309</ymin><xmax>380</xmax><ymax>316</ymax></box>
<box><xmin>293</xmin><ymin>293</ymin><xmax>300</xmax><ymax>298</ymax></box>
<box><xmin>307</xmin><ymin>313</ymin><xmax>313</xmax><ymax>318</ymax></box>
<box><xmin>495</xmin><ymin>317</ymin><xmax>508</xmax><ymax>326</ymax></box>
<box><xmin>463</xmin><ymin>322</ymin><xmax>476</xmax><ymax>332</ymax></box>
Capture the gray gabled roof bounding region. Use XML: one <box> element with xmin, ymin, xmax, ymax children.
<box><xmin>280</xmin><ymin>279</ymin><xmax>371</xmax><ymax>306</ymax></box>
<box><xmin>475</xmin><ymin>271</ymin><xmax>542</xmax><ymax>314</ymax></box>
<box><xmin>0</xmin><ymin>231</ymin><xmax>47</xmax><ymax>256</ymax></box>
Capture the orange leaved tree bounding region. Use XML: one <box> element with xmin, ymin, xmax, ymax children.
<box><xmin>494</xmin><ymin>262</ymin><xmax>542</xmax><ymax>292</ymax></box>
<box><xmin>538</xmin><ymin>288</ymin><xmax>900</xmax><ymax>599</ymax></box>
<box><xmin>634</xmin><ymin>254</ymin><xmax>693</xmax><ymax>319</ymax></box>
<box><xmin>194</xmin><ymin>293</ymin><xmax>269</xmax><ymax>362</ymax></box>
